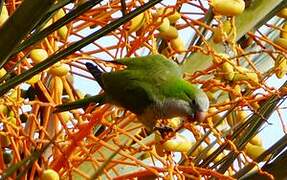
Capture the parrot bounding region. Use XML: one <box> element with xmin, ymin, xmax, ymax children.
<box><xmin>54</xmin><ymin>54</ymin><xmax>209</xmax><ymax>131</ymax></box>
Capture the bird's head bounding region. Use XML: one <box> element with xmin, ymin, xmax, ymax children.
<box><xmin>183</xmin><ymin>83</ymin><xmax>210</xmax><ymax>122</ymax></box>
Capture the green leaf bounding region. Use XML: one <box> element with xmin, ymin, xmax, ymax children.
<box><xmin>13</xmin><ymin>0</ymin><xmax>103</xmax><ymax>55</ymax></box>
<box><xmin>0</xmin><ymin>0</ymin><xmax>54</xmax><ymax>68</ymax></box>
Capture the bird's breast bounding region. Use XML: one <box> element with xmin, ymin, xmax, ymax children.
<box><xmin>138</xmin><ymin>99</ymin><xmax>191</xmax><ymax>127</ymax></box>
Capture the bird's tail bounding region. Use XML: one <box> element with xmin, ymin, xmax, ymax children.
<box><xmin>54</xmin><ymin>94</ymin><xmax>105</xmax><ymax>112</ymax></box>
<box><xmin>85</xmin><ymin>62</ymin><xmax>105</xmax><ymax>87</ymax></box>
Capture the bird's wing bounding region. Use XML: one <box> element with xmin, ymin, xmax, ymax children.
<box><xmin>110</xmin><ymin>54</ymin><xmax>182</xmax><ymax>77</ymax></box>
<box><xmin>54</xmin><ymin>94</ymin><xmax>106</xmax><ymax>112</ymax></box>
<box><xmin>102</xmin><ymin>70</ymin><xmax>156</xmax><ymax>115</ymax></box>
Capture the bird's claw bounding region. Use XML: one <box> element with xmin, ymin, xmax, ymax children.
<box><xmin>154</xmin><ymin>126</ymin><xmax>175</xmax><ymax>137</ymax></box>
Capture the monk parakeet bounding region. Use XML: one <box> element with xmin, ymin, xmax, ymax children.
<box><xmin>54</xmin><ymin>55</ymin><xmax>209</xmax><ymax>130</ymax></box>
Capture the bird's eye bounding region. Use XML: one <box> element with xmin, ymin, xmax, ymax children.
<box><xmin>190</xmin><ymin>100</ymin><xmax>197</xmax><ymax>107</ymax></box>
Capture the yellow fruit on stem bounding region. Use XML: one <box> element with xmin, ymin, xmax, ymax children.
<box><xmin>277</xmin><ymin>8</ymin><xmax>287</xmax><ymax>19</ymax></box>
<box><xmin>128</xmin><ymin>13</ymin><xmax>145</xmax><ymax>33</ymax></box>
<box><xmin>0</xmin><ymin>4</ymin><xmax>9</xmax><ymax>26</ymax></box>
<box><xmin>158</xmin><ymin>17</ymin><xmax>170</xmax><ymax>32</ymax></box>
<box><xmin>245</xmin><ymin>143</ymin><xmax>268</xmax><ymax>161</ymax></box>
<box><xmin>250</xmin><ymin>101</ymin><xmax>260</xmax><ymax>110</ymax></box>
<box><xmin>48</xmin><ymin>63</ymin><xmax>70</xmax><ymax>76</ymax></box>
<box><xmin>233</xmin><ymin>67</ymin><xmax>259</xmax><ymax>84</ymax></box>
<box><xmin>162</xmin><ymin>133</ymin><xmax>192</xmax><ymax>152</ymax></box>
<box><xmin>156</xmin><ymin>8</ymin><xmax>181</xmax><ymax>23</ymax></box>
<box><xmin>30</xmin><ymin>49</ymin><xmax>48</xmax><ymax>64</ymax></box>
<box><xmin>274</xmin><ymin>38</ymin><xmax>287</xmax><ymax>50</ymax></box>
<box><xmin>54</xmin><ymin>9</ymin><xmax>65</xmax><ymax>20</ymax></box>
<box><xmin>0</xmin><ymin>104</ymin><xmax>8</xmax><ymax>115</ymax></box>
<box><xmin>41</xmin><ymin>169</ymin><xmax>60</xmax><ymax>180</ymax></box>
<box><xmin>222</xmin><ymin>62</ymin><xmax>235</xmax><ymax>81</ymax></box>
<box><xmin>237</xmin><ymin>110</ymin><xmax>247</xmax><ymax>122</ymax></box>
<box><xmin>233</xmin><ymin>84</ymin><xmax>242</xmax><ymax>96</ymax></box>
<box><xmin>59</xmin><ymin>112</ymin><xmax>71</xmax><ymax>123</ymax></box>
<box><xmin>213</xmin><ymin>27</ymin><xmax>224</xmax><ymax>44</ymax></box>
<box><xmin>0</xmin><ymin>68</ymin><xmax>7</xmax><ymax>78</ymax></box>
<box><xmin>58</xmin><ymin>26</ymin><xmax>68</xmax><ymax>40</ymax></box>
<box><xmin>211</xmin><ymin>0</ymin><xmax>245</xmax><ymax>16</ymax></box>
<box><xmin>167</xmin><ymin>117</ymin><xmax>182</xmax><ymax>129</ymax></box>
<box><xmin>213</xmin><ymin>21</ymin><xmax>233</xmax><ymax>43</ymax></box>
<box><xmin>170</xmin><ymin>36</ymin><xmax>186</xmax><ymax>53</ymax></box>
<box><xmin>8</xmin><ymin>117</ymin><xmax>16</xmax><ymax>125</ymax></box>
<box><xmin>280</xmin><ymin>23</ymin><xmax>287</xmax><ymax>38</ymax></box>
<box><xmin>159</xmin><ymin>26</ymin><xmax>178</xmax><ymax>40</ymax></box>
<box><xmin>206</xmin><ymin>147</ymin><xmax>224</xmax><ymax>163</ymax></box>
<box><xmin>249</xmin><ymin>135</ymin><xmax>263</xmax><ymax>147</ymax></box>
<box><xmin>275</xmin><ymin>55</ymin><xmax>287</xmax><ymax>79</ymax></box>
<box><xmin>54</xmin><ymin>9</ymin><xmax>68</xmax><ymax>40</ymax></box>
<box><xmin>26</xmin><ymin>74</ymin><xmax>41</xmax><ymax>85</ymax></box>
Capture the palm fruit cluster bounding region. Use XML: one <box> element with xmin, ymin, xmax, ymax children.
<box><xmin>273</xmin><ymin>10</ymin><xmax>287</xmax><ymax>79</ymax></box>
<box><xmin>127</xmin><ymin>7</ymin><xmax>184</xmax><ymax>55</ymax></box>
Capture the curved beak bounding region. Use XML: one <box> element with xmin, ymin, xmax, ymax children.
<box><xmin>196</xmin><ymin>111</ymin><xmax>207</xmax><ymax>122</ymax></box>
<box><xmin>187</xmin><ymin>111</ymin><xmax>206</xmax><ymax>122</ymax></box>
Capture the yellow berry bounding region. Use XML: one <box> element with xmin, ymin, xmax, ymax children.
<box><xmin>8</xmin><ymin>117</ymin><xmax>16</xmax><ymax>125</ymax></box>
<box><xmin>58</xmin><ymin>26</ymin><xmax>68</xmax><ymax>40</ymax></box>
<box><xmin>212</xmin><ymin>21</ymin><xmax>233</xmax><ymax>43</ymax></box>
<box><xmin>48</xmin><ymin>63</ymin><xmax>70</xmax><ymax>76</ymax></box>
<box><xmin>211</xmin><ymin>0</ymin><xmax>245</xmax><ymax>16</ymax></box>
<box><xmin>249</xmin><ymin>135</ymin><xmax>263</xmax><ymax>147</ymax></box>
<box><xmin>234</xmin><ymin>84</ymin><xmax>242</xmax><ymax>96</ymax></box>
<box><xmin>222</xmin><ymin>62</ymin><xmax>235</xmax><ymax>81</ymax></box>
<box><xmin>245</xmin><ymin>143</ymin><xmax>268</xmax><ymax>161</ymax></box>
<box><xmin>170</xmin><ymin>36</ymin><xmax>186</xmax><ymax>53</ymax></box>
<box><xmin>159</xmin><ymin>26</ymin><xmax>178</xmax><ymax>40</ymax></box>
<box><xmin>26</xmin><ymin>74</ymin><xmax>41</xmax><ymax>85</ymax></box>
<box><xmin>0</xmin><ymin>68</ymin><xmax>7</xmax><ymax>79</ymax></box>
<box><xmin>162</xmin><ymin>133</ymin><xmax>192</xmax><ymax>152</ymax></box>
<box><xmin>0</xmin><ymin>104</ymin><xmax>8</xmax><ymax>115</ymax></box>
<box><xmin>280</xmin><ymin>23</ymin><xmax>287</xmax><ymax>38</ymax></box>
<box><xmin>30</xmin><ymin>49</ymin><xmax>48</xmax><ymax>64</ymax></box>
<box><xmin>59</xmin><ymin>112</ymin><xmax>71</xmax><ymax>123</ymax></box>
<box><xmin>274</xmin><ymin>38</ymin><xmax>287</xmax><ymax>50</ymax></box>
<box><xmin>237</xmin><ymin>110</ymin><xmax>247</xmax><ymax>122</ymax></box>
<box><xmin>277</xmin><ymin>8</ymin><xmax>287</xmax><ymax>19</ymax></box>
<box><xmin>0</xmin><ymin>4</ymin><xmax>9</xmax><ymax>26</ymax></box>
<box><xmin>250</xmin><ymin>101</ymin><xmax>260</xmax><ymax>110</ymax></box>
<box><xmin>275</xmin><ymin>55</ymin><xmax>287</xmax><ymax>79</ymax></box>
<box><xmin>128</xmin><ymin>13</ymin><xmax>145</xmax><ymax>33</ymax></box>
<box><xmin>206</xmin><ymin>147</ymin><xmax>224</xmax><ymax>163</ymax></box>
<box><xmin>54</xmin><ymin>9</ymin><xmax>65</xmax><ymax>20</ymax></box>
<box><xmin>168</xmin><ymin>117</ymin><xmax>182</xmax><ymax>129</ymax></box>
<box><xmin>41</xmin><ymin>169</ymin><xmax>60</xmax><ymax>180</ymax></box>
<box><xmin>233</xmin><ymin>67</ymin><xmax>259</xmax><ymax>84</ymax></box>
<box><xmin>54</xmin><ymin>9</ymin><xmax>68</xmax><ymax>39</ymax></box>
<box><xmin>156</xmin><ymin>8</ymin><xmax>181</xmax><ymax>23</ymax></box>
<box><xmin>158</xmin><ymin>18</ymin><xmax>170</xmax><ymax>32</ymax></box>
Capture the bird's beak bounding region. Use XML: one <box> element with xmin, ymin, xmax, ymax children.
<box><xmin>187</xmin><ymin>111</ymin><xmax>206</xmax><ymax>122</ymax></box>
<box><xmin>195</xmin><ymin>111</ymin><xmax>206</xmax><ymax>122</ymax></box>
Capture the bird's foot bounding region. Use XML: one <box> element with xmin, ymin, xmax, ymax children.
<box><xmin>154</xmin><ymin>125</ymin><xmax>175</xmax><ymax>138</ymax></box>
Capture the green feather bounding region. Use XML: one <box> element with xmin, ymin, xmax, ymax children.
<box><xmin>54</xmin><ymin>94</ymin><xmax>105</xmax><ymax>112</ymax></box>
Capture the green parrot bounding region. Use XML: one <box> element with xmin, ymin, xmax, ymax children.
<box><xmin>54</xmin><ymin>54</ymin><xmax>209</xmax><ymax>130</ymax></box>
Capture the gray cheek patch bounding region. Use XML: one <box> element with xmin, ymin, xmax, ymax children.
<box><xmin>195</xmin><ymin>93</ymin><xmax>210</xmax><ymax>112</ymax></box>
